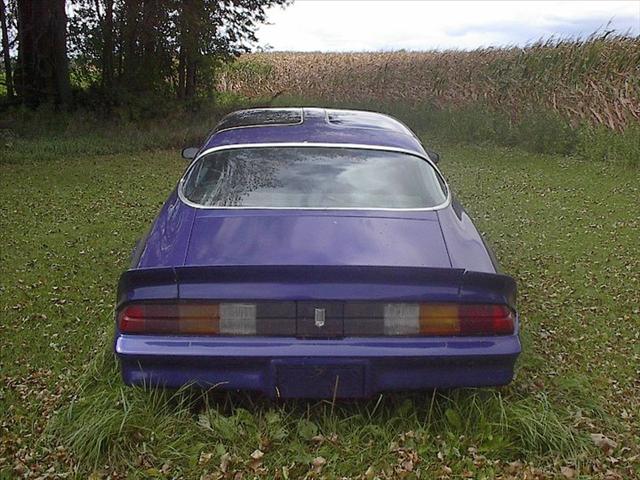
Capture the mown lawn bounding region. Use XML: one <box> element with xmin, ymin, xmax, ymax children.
<box><xmin>0</xmin><ymin>132</ymin><xmax>638</xmax><ymax>479</ymax></box>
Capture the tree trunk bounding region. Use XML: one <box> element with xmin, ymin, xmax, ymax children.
<box><xmin>123</xmin><ymin>0</ymin><xmax>161</xmax><ymax>91</ymax></box>
<box><xmin>122</xmin><ymin>0</ymin><xmax>139</xmax><ymax>84</ymax></box>
<box><xmin>16</xmin><ymin>0</ymin><xmax>71</xmax><ymax>107</ymax></box>
<box><xmin>102</xmin><ymin>0</ymin><xmax>114</xmax><ymax>89</ymax></box>
<box><xmin>0</xmin><ymin>0</ymin><xmax>14</xmax><ymax>99</ymax></box>
<box><xmin>51</xmin><ymin>0</ymin><xmax>71</xmax><ymax>105</ymax></box>
<box><xmin>15</xmin><ymin>0</ymin><xmax>34</xmax><ymax>104</ymax></box>
<box><xmin>181</xmin><ymin>0</ymin><xmax>202</xmax><ymax>100</ymax></box>
<box><xmin>177</xmin><ymin>44</ymin><xmax>185</xmax><ymax>99</ymax></box>
<box><xmin>185</xmin><ymin>55</ymin><xmax>197</xmax><ymax>99</ymax></box>
<box><xmin>176</xmin><ymin>0</ymin><xmax>188</xmax><ymax>99</ymax></box>
<box><xmin>140</xmin><ymin>0</ymin><xmax>156</xmax><ymax>60</ymax></box>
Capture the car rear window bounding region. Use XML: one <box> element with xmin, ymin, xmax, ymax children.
<box><xmin>181</xmin><ymin>147</ymin><xmax>447</xmax><ymax>209</ymax></box>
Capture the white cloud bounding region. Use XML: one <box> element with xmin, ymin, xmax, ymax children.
<box><xmin>255</xmin><ymin>1</ymin><xmax>640</xmax><ymax>51</ymax></box>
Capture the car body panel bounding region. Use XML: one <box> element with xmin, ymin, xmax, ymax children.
<box><xmin>185</xmin><ymin>211</ymin><xmax>451</xmax><ymax>268</ymax></box>
<box><xmin>116</xmin><ymin>335</ymin><xmax>520</xmax><ymax>397</ymax></box>
<box><xmin>136</xmin><ymin>190</ymin><xmax>195</xmax><ymax>268</ymax></box>
<box><xmin>436</xmin><ymin>200</ymin><xmax>498</xmax><ymax>273</ymax></box>
<box><xmin>117</xmin><ymin>265</ymin><xmax>516</xmax><ymax>307</ymax></box>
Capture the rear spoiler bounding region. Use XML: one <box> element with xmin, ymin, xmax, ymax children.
<box><xmin>117</xmin><ymin>265</ymin><xmax>516</xmax><ymax>311</ymax></box>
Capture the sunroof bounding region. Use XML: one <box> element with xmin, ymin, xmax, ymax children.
<box><xmin>215</xmin><ymin>108</ymin><xmax>303</xmax><ymax>131</ymax></box>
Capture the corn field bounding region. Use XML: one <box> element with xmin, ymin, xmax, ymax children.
<box><xmin>219</xmin><ymin>34</ymin><xmax>640</xmax><ymax>131</ymax></box>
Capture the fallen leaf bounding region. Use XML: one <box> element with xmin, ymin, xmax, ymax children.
<box><xmin>312</xmin><ymin>456</ymin><xmax>326</xmax><ymax>473</ymax></box>
<box><xmin>400</xmin><ymin>459</ymin><xmax>414</xmax><ymax>472</ymax></box>
<box><xmin>604</xmin><ymin>470</ymin><xmax>622</xmax><ymax>480</ymax></box>
<box><xmin>249</xmin><ymin>449</ymin><xmax>264</xmax><ymax>472</ymax></box>
<box><xmin>250</xmin><ymin>449</ymin><xmax>264</xmax><ymax>460</ymax></box>
<box><xmin>364</xmin><ymin>466</ymin><xmax>376</xmax><ymax>479</ymax></box>
<box><xmin>505</xmin><ymin>460</ymin><xmax>524</xmax><ymax>474</ymax></box>
<box><xmin>199</xmin><ymin>452</ymin><xmax>214</xmax><ymax>465</ymax></box>
<box><xmin>219</xmin><ymin>452</ymin><xmax>231</xmax><ymax>473</ymax></box>
<box><xmin>590</xmin><ymin>434</ymin><xmax>618</xmax><ymax>454</ymax></box>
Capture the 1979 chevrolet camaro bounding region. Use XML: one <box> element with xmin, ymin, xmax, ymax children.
<box><xmin>115</xmin><ymin>107</ymin><xmax>520</xmax><ymax>398</ymax></box>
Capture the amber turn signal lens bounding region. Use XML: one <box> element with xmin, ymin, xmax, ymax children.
<box><xmin>419</xmin><ymin>304</ymin><xmax>460</xmax><ymax>335</ymax></box>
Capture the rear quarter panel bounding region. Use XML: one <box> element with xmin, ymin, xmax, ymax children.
<box><xmin>133</xmin><ymin>189</ymin><xmax>196</xmax><ymax>268</ymax></box>
<box><xmin>437</xmin><ymin>199</ymin><xmax>498</xmax><ymax>273</ymax></box>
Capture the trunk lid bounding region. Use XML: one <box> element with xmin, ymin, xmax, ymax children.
<box><xmin>184</xmin><ymin>211</ymin><xmax>451</xmax><ymax>268</ymax></box>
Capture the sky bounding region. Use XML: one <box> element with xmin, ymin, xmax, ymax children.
<box><xmin>255</xmin><ymin>1</ymin><xmax>640</xmax><ymax>52</ymax></box>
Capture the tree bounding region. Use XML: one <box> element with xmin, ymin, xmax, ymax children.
<box><xmin>0</xmin><ymin>0</ymin><xmax>14</xmax><ymax>99</ymax></box>
<box><xmin>91</xmin><ymin>0</ymin><xmax>115</xmax><ymax>89</ymax></box>
<box><xmin>7</xmin><ymin>0</ymin><xmax>290</xmax><ymax>107</ymax></box>
<box><xmin>178</xmin><ymin>0</ymin><xmax>203</xmax><ymax>99</ymax></box>
<box><xmin>102</xmin><ymin>0</ymin><xmax>114</xmax><ymax>88</ymax></box>
<box><xmin>175</xmin><ymin>0</ymin><xmax>290</xmax><ymax>99</ymax></box>
<box><xmin>121</xmin><ymin>0</ymin><xmax>141</xmax><ymax>86</ymax></box>
<box><xmin>15</xmin><ymin>0</ymin><xmax>71</xmax><ymax>107</ymax></box>
<box><xmin>69</xmin><ymin>0</ymin><xmax>289</xmax><ymax>100</ymax></box>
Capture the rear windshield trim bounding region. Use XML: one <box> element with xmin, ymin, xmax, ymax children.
<box><xmin>178</xmin><ymin>143</ymin><xmax>450</xmax><ymax>211</ymax></box>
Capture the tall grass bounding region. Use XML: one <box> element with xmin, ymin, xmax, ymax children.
<box><xmin>220</xmin><ymin>34</ymin><xmax>640</xmax><ymax>132</ymax></box>
<box><xmin>49</xmin><ymin>341</ymin><xmax>589</xmax><ymax>476</ymax></box>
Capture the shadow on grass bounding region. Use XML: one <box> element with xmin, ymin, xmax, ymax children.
<box><xmin>48</xmin><ymin>342</ymin><xmax>596</xmax><ymax>477</ymax></box>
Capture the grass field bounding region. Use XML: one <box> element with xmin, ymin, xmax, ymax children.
<box><xmin>1</xmin><ymin>123</ymin><xmax>639</xmax><ymax>478</ymax></box>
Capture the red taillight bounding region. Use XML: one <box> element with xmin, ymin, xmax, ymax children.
<box><xmin>118</xmin><ymin>304</ymin><xmax>147</xmax><ymax>333</ymax></box>
<box><xmin>458</xmin><ymin>304</ymin><xmax>515</xmax><ymax>335</ymax></box>
<box><xmin>118</xmin><ymin>303</ymin><xmax>220</xmax><ymax>335</ymax></box>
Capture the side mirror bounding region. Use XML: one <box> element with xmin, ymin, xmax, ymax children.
<box><xmin>181</xmin><ymin>147</ymin><xmax>199</xmax><ymax>160</ymax></box>
<box><xmin>425</xmin><ymin>149</ymin><xmax>440</xmax><ymax>164</ymax></box>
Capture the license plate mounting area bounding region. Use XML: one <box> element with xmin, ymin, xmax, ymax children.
<box><xmin>272</xmin><ymin>360</ymin><xmax>366</xmax><ymax>398</ymax></box>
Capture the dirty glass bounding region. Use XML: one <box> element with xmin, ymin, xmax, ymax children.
<box><xmin>182</xmin><ymin>147</ymin><xmax>447</xmax><ymax>209</ymax></box>
<box><xmin>215</xmin><ymin>108</ymin><xmax>302</xmax><ymax>131</ymax></box>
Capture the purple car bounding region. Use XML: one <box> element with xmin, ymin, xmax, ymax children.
<box><xmin>115</xmin><ymin>108</ymin><xmax>520</xmax><ymax>398</ymax></box>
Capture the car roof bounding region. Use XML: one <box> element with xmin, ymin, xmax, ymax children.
<box><xmin>203</xmin><ymin>107</ymin><xmax>427</xmax><ymax>156</ymax></box>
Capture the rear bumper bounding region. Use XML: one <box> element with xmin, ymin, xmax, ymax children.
<box><xmin>115</xmin><ymin>335</ymin><xmax>520</xmax><ymax>398</ymax></box>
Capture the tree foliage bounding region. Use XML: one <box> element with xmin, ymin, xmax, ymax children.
<box><xmin>1</xmin><ymin>0</ymin><xmax>289</xmax><ymax>108</ymax></box>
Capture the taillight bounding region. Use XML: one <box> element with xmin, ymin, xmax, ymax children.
<box><xmin>384</xmin><ymin>303</ymin><xmax>514</xmax><ymax>336</ymax></box>
<box><xmin>117</xmin><ymin>302</ymin><xmax>515</xmax><ymax>337</ymax></box>
<box><xmin>458</xmin><ymin>304</ymin><xmax>515</xmax><ymax>335</ymax></box>
<box><xmin>117</xmin><ymin>303</ymin><xmax>256</xmax><ymax>335</ymax></box>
